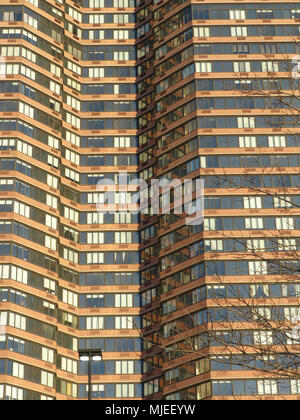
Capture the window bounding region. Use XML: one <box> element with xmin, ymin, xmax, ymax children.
<box><xmin>86</xmin><ymin>316</ymin><xmax>104</xmax><ymax>330</ymax></box>
<box><xmin>63</xmin><ymin>248</ymin><xmax>78</xmax><ymax>264</ymax></box>
<box><xmin>233</xmin><ymin>61</ymin><xmax>251</xmax><ymax>72</ymax></box>
<box><xmin>115</xmin><ymin>316</ymin><xmax>133</xmax><ymax>329</ymax></box>
<box><xmin>0</xmin><ymin>139</ymin><xmax>15</xmax><ymax>151</ymax></box>
<box><xmin>195</xmin><ymin>358</ymin><xmax>210</xmax><ymax>375</ymax></box>
<box><xmin>278</xmin><ymin>239</ymin><xmax>296</xmax><ymax>252</ymax></box>
<box><xmin>21</xmin><ymin>47</ymin><xmax>36</xmax><ymax>63</ymax></box>
<box><xmin>205</xmin><ymin>240</ymin><xmax>223</xmax><ymax>251</ymax></box>
<box><xmin>17</xmin><ymin>140</ymin><xmax>32</xmax><ymax>157</ymax></box>
<box><xmin>50</xmin><ymin>63</ymin><xmax>61</xmax><ymax>78</ymax></box>
<box><xmin>41</xmin><ymin>371</ymin><xmax>54</xmax><ymax>388</ymax></box>
<box><xmin>229</xmin><ymin>10</ymin><xmax>245</xmax><ymax>20</ymax></box>
<box><xmin>257</xmin><ymin>9</ymin><xmax>273</xmax><ymax>19</ymax></box>
<box><xmin>248</xmin><ymin>261</ymin><xmax>268</xmax><ymax>275</ymax></box>
<box><xmin>66</xmin><ymin>112</ymin><xmax>80</xmax><ymax>129</ymax></box>
<box><xmin>64</xmin><ymin>207</ymin><xmax>79</xmax><ymax>223</ymax></box>
<box><xmin>0</xmin><ymin>265</ymin><xmax>10</xmax><ymax>279</ymax></box>
<box><xmin>253</xmin><ymin>331</ymin><xmax>273</xmax><ymax>345</ymax></box>
<box><xmin>239</xmin><ymin>136</ymin><xmax>256</xmax><ymax>148</ymax></box>
<box><xmin>115</xmin><ymin>232</ymin><xmax>132</xmax><ymax>244</ymax></box>
<box><xmin>88</xmin><ymin>68</ymin><xmax>104</xmax><ymax>78</ymax></box>
<box><xmin>12</xmin><ymin>362</ymin><xmax>24</xmax><ymax>379</ymax></box>
<box><xmin>45</xmin><ymin>235</ymin><xmax>57</xmax><ymax>251</ymax></box>
<box><xmin>257</xmin><ymin>380</ymin><xmax>277</xmax><ymax>395</ymax></box>
<box><xmin>62</xmin><ymin>289</ymin><xmax>78</xmax><ymax>307</ymax></box>
<box><xmin>274</xmin><ymin>196</ymin><xmax>292</xmax><ymax>208</ymax></box>
<box><xmin>65</xmin><ymin>149</ymin><xmax>80</xmax><ymax>165</ymax></box>
<box><xmin>66</xmin><ymin>95</ymin><xmax>81</xmax><ymax>112</ymax></box>
<box><xmin>3</xmin><ymin>12</ymin><xmax>21</xmax><ymax>22</ymax></box>
<box><xmin>0</xmin><ymin>385</ymin><xmax>23</xmax><ymax>400</ymax></box>
<box><xmin>47</xmin><ymin>154</ymin><xmax>59</xmax><ymax>168</ymax></box>
<box><xmin>61</xmin><ymin>312</ymin><xmax>76</xmax><ymax>328</ymax></box>
<box><xmin>45</xmin><ymin>214</ymin><xmax>57</xmax><ymax>230</ymax></box>
<box><xmin>87</xmin><ymin>232</ymin><xmax>104</xmax><ymax>244</ymax></box>
<box><xmin>19</xmin><ymin>102</ymin><xmax>34</xmax><ymax>119</ymax></box>
<box><xmin>231</xmin><ymin>26</ymin><xmax>247</xmax><ymax>37</ymax></box>
<box><xmin>115</xmin><ymin>361</ymin><xmax>134</xmax><ymax>374</ymax></box>
<box><xmin>197</xmin><ymin>382</ymin><xmax>212</xmax><ymax>399</ymax></box>
<box><xmin>64</xmin><ymin>168</ymin><xmax>80</xmax><ymax>183</ymax></box>
<box><xmin>114</xmin><ymin>0</ymin><xmax>130</xmax><ymax>7</ymax></box>
<box><xmin>114</xmin><ymin>213</ymin><xmax>131</xmax><ymax>224</ymax></box>
<box><xmin>143</xmin><ymin>380</ymin><xmax>158</xmax><ymax>397</ymax></box>
<box><xmin>14</xmin><ymin>201</ymin><xmax>30</xmax><ymax>218</ymax></box>
<box><xmin>268</xmin><ymin>136</ymin><xmax>286</xmax><ymax>148</ymax></box>
<box><xmin>16</xmin><ymin>160</ymin><xmax>31</xmax><ymax>176</ymax></box>
<box><xmin>113</xmin><ymin>51</ymin><xmax>129</xmax><ymax>61</ymax></box>
<box><xmin>87</xmin><ymin>193</ymin><xmax>104</xmax><ymax>204</ymax></box>
<box><xmin>115</xmin><ymin>294</ymin><xmax>133</xmax><ymax>308</ymax></box>
<box><xmin>114</xmin><ymin>14</ymin><xmax>129</xmax><ymax>24</ymax></box>
<box><xmin>87</xmin><ymin>252</ymin><xmax>104</xmax><ymax>264</ymax></box>
<box><xmin>61</xmin><ymin>356</ymin><xmax>77</xmax><ymax>374</ymax></box>
<box><xmin>65</xmin><ymin>77</ymin><xmax>81</xmax><ymax>93</ymax></box>
<box><xmin>292</xmin><ymin>9</ymin><xmax>300</xmax><ymax>18</ymax></box>
<box><xmin>194</xmin><ymin>27</ymin><xmax>209</xmax><ymax>37</ymax></box>
<box><xmin>67</xmin><ymin>60</ymin><xmax>81</xmax><ymax>76</ymax></box>
<box><xmin>0</xmin><ymin>179</ymin><xmax>13</xmax><ymax>191</ymax></box>
<box><xmin>195</xmin><ymin>62</ymin><xmax>212</xmax><ymax>73</ymax></box>
<box><xmin>58</xmin><ymin>379</ymin><xmax>77</xmax><ymax>397</ymax></box>
<box><xmin>284</xmin><ymin>307</ymin><xmax>300</xmax><ymax>323</ymax></box>
<box><xmin>291</xmin><ymin>379</ymin><xmax>300</xmax><ymax>394</ymax></box>
<box><xmin>50</xmin><ymin>80</ymin><xmax>61</xmax><ymax>96</ymax></box>
<box><xmin>65</xmin><ymin>131</ymin><xmax>80</xmax><ymax>147</ymax></box>
<box><xmin>46</xmin><ymin>194</ymin><xmax>58</xmax><ymax>209</ymax></box>
<box><xmin>87</xmin><ymin>212</ymin><xmax>104</xmax><ymax>224</ymax></box>
<box><xmin>0</xmin><ymin>64</ymin><xmax>19</xmax><ymax>76</ymax></box>
<box><xmin>42</xmin><ymin>347</ymin><xmax>54</xmax><ymax>364</ymax></box>
<box><xmin>235</xmin><ymin>79</ymin><xmax>252</xmax><ymax>89</ymax></box>
<box><xmin>245</xmin><ymin>218</ymin><xmax>263</xmax><ymax>229</ymax></box>
<box><xmin>9</xmin><ymin>313</ymin><xmax>26</xmax><ymax>330</ymax></box>
<box><xmin>43</xmin><ymin>301</ymin><xmax>55</xmax><ymax>316</ymax></box>
<box><xmin>247</xmin><ymin>239</ymin><xmax>265</xmax><ymax>252</ymax></box>
<box><xmin>0</xmin><ymin>200</ymin><xmax>13</xmax><ymax>213</ymax></box>
<box><xmin>89</xmin><ymin>0</ymin><xmax>104</xmax><ymax>6</ymax></box>
<box><xmin>1</xmin><ymin>46</ymin><xmax>20</xmax><ymax>57</ymax></box>
<box><xmin>115</xmin><ymin>383</ymin><xmax>134</xmax><ymax>398</ymax></box>
<box><xmin>48</xmin><ymin>135</ymin><xmax>59</xmax><ymax>150</ymax></box>
<box><xmin>89</xmin><ymin>14</ymin><xmax>104</xmax><ymax>24</ymax></box>
<box><xmin>11</xmin><ymin>266</ymin><xmax>28</xmax><ymax>284</ymax></box>
<box><xmin>0</xmin><ymin>312</ymin><xmax>7</xmax><ymax>327</ymax></box>
<box><xmin>8</xmin><ymin>336</ymin><xmax>24</xmax><ymax>353</ymax></box>
<box><xmin>44</xmin><ymin>278</ymin><xmax>56</xmax><ymax>294</ymax></box>
<box><xmin>261</xmin><ymin>62</ymin><xmax>279</xmax><ymax>72</ymax></box>
<box><xmin>20</xmin><ymin>65</ymin><xmax>35</xmax><ymax>80</ymax></box>
<box><xmin>204</xmin><ymin>218</ymin><xmax>216</xmax><ymax>230</ymax></box>
<box><xmin>114</xmin><ymin>137</ymin><xmax>131</xmax><ymax>148</ymax></box>
<box><xmin>86</xmin><ymin>384</ymin><xmax>104</xmax><ymax>398</ymax></box>
<box><xmin>68</xmin><ymin>6</ymin><xmax>82</xmax><ymax>22</ymax></box>
<box><xmin>275</xmin><ymin>217</ymin><xmax>294</xmax><ymax>230</ymax></box>
<box><xmin>254</xmin><ymin>307</ymin><xmax>272</xmax><ymax>321</ymax></box>
<box><xmin>243</xmin><ymin>196</ymin><xmax>262</xmax><ymax>209</ymax></box>
<box><xmin>24</xmin><ymin>13</ymin><xmax>38</xmax><ymax>29</ymax></box>
<box><xmin>89</xmin><ymin>30</ymin><xmax>104</xmax><ymax>40</ymax></box>
<box><xmin>47</xmin><ymin>174</ymin><xmax>58</xmax><ymax>189</ymax></box>
<box><xmin>237</xmin><ymin>117</ymin><xmax>255</xmax><ymax>128</ymax></box>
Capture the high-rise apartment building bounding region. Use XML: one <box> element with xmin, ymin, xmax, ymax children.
<box><xmin>1</xmin><ymin>0</ymin><xmax>300</xmax><ymax>400</ymax></box>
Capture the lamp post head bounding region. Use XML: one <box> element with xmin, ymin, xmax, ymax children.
<box><xmin>79</xmin><ymin>350</ymin><xmax>103</xmax><ymax>361</ymax></box>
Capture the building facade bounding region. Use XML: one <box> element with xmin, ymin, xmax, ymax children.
<box><xmin>0</xmin><ymin>0</ymin><xmax>300</xmax><ymax>400</ymax></box>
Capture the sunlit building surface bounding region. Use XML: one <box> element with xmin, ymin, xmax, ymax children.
<box><xmin>0</xmin><ymin>0</ymin><xmax>300</xmax><ymax>400</ymax></box>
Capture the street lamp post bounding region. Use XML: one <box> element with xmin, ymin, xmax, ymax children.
<box><xmin>79</xmin><ymin>350</ymin><xmax>103</xmax><ymax>401</ymax></box>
